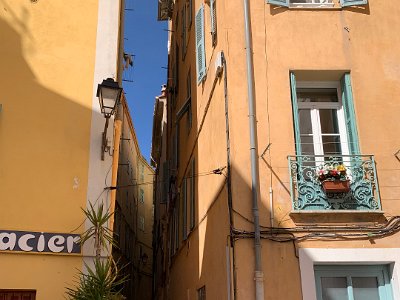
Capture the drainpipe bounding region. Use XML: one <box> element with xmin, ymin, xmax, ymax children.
<box><xmin>243</xmin><ymin>1</ymin><xmax>264</xmax><ymax>299</ymax></box>
<box><xmin>109</xmin><ymin>102</ymin><xmax>123</xmax><ymax>235</ymax></box>
<box><xmin>221</xmin><ymin>52</ymin><xmax>237</xmax><ymax>300</ymax></box>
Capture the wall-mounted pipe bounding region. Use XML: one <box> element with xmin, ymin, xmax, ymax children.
<box><xmin>243</xmin><ymin>0</ymin><xmax>265</xmax><ymax>299</ymax></box>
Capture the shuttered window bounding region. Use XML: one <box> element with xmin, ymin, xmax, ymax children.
<box><xmin>188</xmin><ymin>0</ymin><xmax>193</xmax><ymax>28</ymax></box>
<box><xmin>210</xmin><ymin>0</ymin><xmax>217</xmax><ymax>46</ymax></box>
<box><xmin>182</xmin><ymin>177</ymin><xmax>187</xmax><ymax>240</ymax></box>
<box><xmin>290</xmin><ymin>72</ymin><xmax>360</xmax><ymax>156</ymax></box>
<box><xmin>190</xmin><ymin>158</ymin><xmax>195</xmax><ymax>230</ymax></box>
<box><xmin>181</xmin><ymin>7</ymin><xmax>186</xmax><ymax>59</ymax></box>
<box><xmin>195</xmin><ymin>5</ymin><xmax>206</xmax><ymax>84</ymax></box>
<box><xmin>341</xmin><ymin>73</ymin><xmax>360</xmax><ymax>155</ymax></box>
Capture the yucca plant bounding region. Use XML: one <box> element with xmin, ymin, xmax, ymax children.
<box><xmin>80</xmin><ymin>203</ymin><xmax>116</xmax><ymax>258</ymax></box>
<box><xmin>66</xmin><ymin>203</ymin><xmax>127</xmax><ymax>299</ymax></box>
<box><xmin>66</xmin><ymin>258</ymin><xmax>127</xmax><ymax>300</ymax></box>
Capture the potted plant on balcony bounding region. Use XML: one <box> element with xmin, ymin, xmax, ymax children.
<box><xmin>316</xmin><ymin>163</ymin><xmax>351</xmax><ymax>193</ymax></box>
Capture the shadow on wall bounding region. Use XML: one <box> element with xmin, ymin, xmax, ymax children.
<box><xmin>0</xmin><ymin>14</ymin><xmax>106</xmax><ymax>227</ymax></box>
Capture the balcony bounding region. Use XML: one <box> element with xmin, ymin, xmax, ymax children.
<box><xmin>288</xmin><ymin>155</ymin><xmax>381</xmax><ymax>211</ymax></box>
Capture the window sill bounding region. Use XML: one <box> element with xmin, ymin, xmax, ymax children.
<box><xmin>290</xmin><ymin>210</ymin><xmax>386</xmax><ymax>224</ymax></box>
<box><xmin>290</xmin><ymin>3</ymin><xmax>335</xmax><ymax>8</ymax></box>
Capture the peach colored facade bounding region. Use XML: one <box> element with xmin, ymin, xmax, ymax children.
<box><xmin>153</xmin><ymin>0</ymin><xmax>400</xmax><ymax>299</ymax></box>
<box><xmin>0</xmin><ymin>0</ymin><xmax>131</xmax><ymax>298</ymax></box>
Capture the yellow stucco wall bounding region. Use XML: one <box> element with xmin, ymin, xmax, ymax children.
<box><xmin>0</xmin><ymin>0</ymin><xmax>101</xmax><ymax>298</ymax></box>
<box><xmin>161</xmin><ymin>0</ymin><xmax>400</xmax><ymax>299</ymax></box>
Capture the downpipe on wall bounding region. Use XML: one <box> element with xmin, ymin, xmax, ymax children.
<box><xmin>243</xmin><ymin>0</ymin><xmax>265</xmax><ymax>299</ymax></box>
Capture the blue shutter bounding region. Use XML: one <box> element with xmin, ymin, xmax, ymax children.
<box><xmin>210</xmin><ymin>0</ymin><xmax>217</xmax><ymax>46</ymax></box>
<box><xmin>340</xmin><ymin>0</ymin><xmax>368</xmax><ymax>7</ymax></box>
<box><xmin>290</xmin><ymin>72</ymin><xmax>302</xmax><ymax>155</ymax></box>
<box><xmin>267</xmin><ymin>0</ymin><xmax>289</xmax><ymax>7</ymax></box>
<box><xmin>341</xmin><ymin>73</ymin><xmax>360</xmax><ymax>155</ymax></box>
<box><xmin>195</xmin><ymin>5</ymin><xmax>206</xmax><ymax>83</ymax></box>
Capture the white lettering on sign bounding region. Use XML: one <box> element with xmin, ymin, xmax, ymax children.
<box><xmin>67</xmin><ymin>236</ymin><xmax>80</xmax><ymax>253</ymax></box>
<box><xmin>48</xmin><ymin>235</ymin><xmax>65</xmax><ymax>253</ymax></box>
<box><xmin>37</xmin><ymin>233</ymin><xmax>45</xmax><ymax>252</ymax></box>
<box><xmin>0</xmin><ymin>230</ymin><xmax>81</xmax><ymax>254</ymax></box>
<box><xmin>18</xmin><ymin>234</ymin><xmax>35</xmax><ymax>251</ymax></box>
<box><xmin>0</xmin><ymin>232</ymin><xmax>17</xmax><ymax>250</ymax></box>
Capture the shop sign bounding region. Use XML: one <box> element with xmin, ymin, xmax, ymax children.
<box><xmin>0</xmin><ymin>230</ymin><xmax>81</xmax><ymax>254</ymax></box>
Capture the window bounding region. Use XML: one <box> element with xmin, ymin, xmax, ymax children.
<box><xmin>189</xmin><ymin>158</ymin><xmax>195</xmax><ymax>230</ymax></box>
<box><xmin>296</xmin><ymin>83</ymin><xmax>349</xmax><ymax>162</ymax></box>
<box><xmin>198</xmin><ymin>286</ymin><xmax>206</xmax><ymax>300</ymax></box>
<box><xmin>291</xmin><ymin>73</ymin><xmax>359</xmax><ymax>158</ymax></box>
<box><xmin>288</xmin><ymin>73</ymin><xmax>382</xmax><ymax>211</ymax></box>
<box><xmin>140</xmin><ymin>188</ymin><xmax>145</xmax><ymax>204</ymax></box>
<box><xmin>187</xmin><ymin>70</ymin><xmax>192</xmax><ymax>133</ymax></box>
<box><xmin>140</xmin><ymin>163</ymin><xmax>144</xmax><ymax>182</ymax></box>
<box><xmin>195</xmin><ymin>5</ymin><xmax>206</xmax><ymax>83</ymax></box>
<box><xmin>0</xmin><ymin>291</ymin><xmax>36</xmax><ymax>300</ymax></box>
<box><xmin>182</xmin><ymin>177</ymin><xmax>187</xmax><ymax>240</ymax></box>
<box><xmin>314</xmin><ymin>265</ymin><xmax>394</xmax><ymax>300</ymax></box>
<box><xmin>267</xmin><ymin>0</ymin><xmax>367</xmax><ymax>8</ymax></box>
<box><xmin>187</xmin><ymin>0</ymin><xmax>193</xmax><ymax>28</ymax></box>
<box><xmin>161</xmin><ymin>161</ymin><xmax>169</xmax><ymax>203</ymax></box>
<box><xmin>210</xmin><ymin>0</ymin><xmax>217</xmax><ymax>46</ymax></box>
<box><xmin>181</xmin><ymin>7</ymin><xmax>186</xmax><ymax>59</ymax></box>
<box><xmin>139</xmin><ymin>215</ymin><xmax>145</xmax><ymax>231</ymax></box>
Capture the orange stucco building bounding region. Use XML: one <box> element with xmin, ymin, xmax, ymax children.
<box><xmin>152</xmin><ymin>0</ymin><xmax>400</xmax><ymax>299</ymax></box>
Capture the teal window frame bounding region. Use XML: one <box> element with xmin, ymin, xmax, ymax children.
<box><xmin>314</xmin><ymin>265</ymin><xmax>394</xmax><ymax>300</ymax></box>
<box><xmin>290</xmin><ymin>72</ymin><xmax>360</xmax><ymax>156</ymax></box>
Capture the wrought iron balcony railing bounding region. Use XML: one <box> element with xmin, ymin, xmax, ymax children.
<box><xmin>288</xmin><ymin>155</ymin><xmax>381</xmax><ymax>211</ymax></box>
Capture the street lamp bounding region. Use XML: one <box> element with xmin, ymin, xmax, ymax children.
<box><xmin>96</xmin><ymin>78</ymin><xmax>123</xmax><ymax>160</ymax></box>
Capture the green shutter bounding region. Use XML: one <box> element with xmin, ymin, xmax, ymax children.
<box><xmin>267</xmin><ymin>0</ymin><xmax>289</xmax><ymax>7</ymax></box>
<box><xmin>210</xmin><ymin>0</ymin><xmax>217</xmax><ymax>46</ymax></box>
<box><xmin>340</xmin><ymin>0</ymin><xmax>368</xmax><ymax>7</ymax></box>
<box><xmin>341</xmin><ymin>73</ymin><xmax>360</xmax><ymax>155</ymax></box>
<box><xmin>195</xmin><ymin>5</ymin><xmax>206</xmax><ymax>83</ymax></box>
<box><xmin>290</xmin><ymin>72</ymin><xmax>302</xmax><ymax>155</ymax></box>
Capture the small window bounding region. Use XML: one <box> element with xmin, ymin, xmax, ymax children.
<box><xmin>140</xmin><ymin>188</ymin><xmax>145</xmax><ymax>204</ymax></box>
<box><xmin>195</xmin><ymin>5</ymin><xmax>206</xmax><ymax>83</ymax></box>
<box><xmin>198</xmin><ymin>286</ymin><xmax>206</xmax><ymax>300</ymax></box>
<box><xmin>187</xmin><ymin>70</ymin><xmax>192</xmax><ymax>133</ymax></box>
<box><xmin>187</xmin><ymin>0</ymin><xmax>193</xmax><ymax>28</ymax></box>
<box><xmin>139</xmin><ymin>215</ymin><xmax>145</xmax><ymax>231</ymax></box>
<box><xmin>314</xmin><ymin>265</ymin><xmax>394</xmax><ymax>300</ymax></box>
<box><xmin>181</xmin><ymin>8</ymin><xmax>187</xmax><ymax>59</ymax></box>
<box><xmin>210</xmin><ymin>0</ymin><xmax>217</xmax><ymax>46</ymax></box>
<box><xmin>0</xmin><ymin>291</ymin><xmax>36</xmax><ymax>300</ymax></box>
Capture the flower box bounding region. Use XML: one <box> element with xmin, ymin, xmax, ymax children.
<box><xmin>322</xmin><ymin>180</ymin><xmax>351</xmax><ymax>193</ymax></box>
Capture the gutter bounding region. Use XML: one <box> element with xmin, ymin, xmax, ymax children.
<box><xmin>243</xmin><ymin>0</ymin><xmax>265</xmax><ymax>299</ymax></box>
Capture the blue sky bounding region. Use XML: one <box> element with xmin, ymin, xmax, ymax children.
<box><xmin>122</xmin><ymin>0</ymin><xmax>168</xmax><ymax>163</ymax></box>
